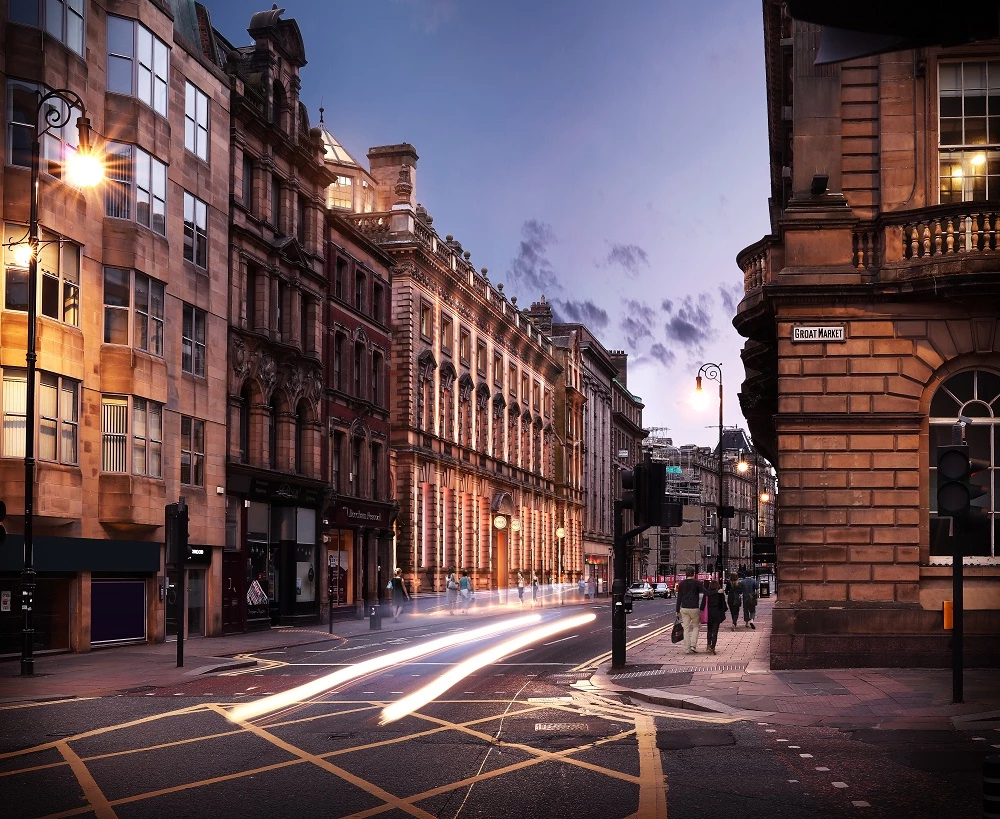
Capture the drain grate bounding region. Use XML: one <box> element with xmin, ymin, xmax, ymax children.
<box><xmin>535</xmin><ymin>722</ymin><xmax>589</xmax><ymax>732</ymax></box>
<box><xmin>610</xmin><ymin>664</ymin><xmax>744</xmax><ymax>680</ymax></box>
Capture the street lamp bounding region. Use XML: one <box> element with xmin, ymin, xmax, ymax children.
<box><xmin>9</xmin><ymin>88</ymin><xmax>102</xmax><ymax>676</ymax></box>
<box><xmin>555</xmin><ymin>525</ymin><xmax>566</xmax><ymax>605</ymax></box>
<box><xmin>695</xmin><ymin>363</ymin><xmax>724</xmax><ymax>578</ymax></box>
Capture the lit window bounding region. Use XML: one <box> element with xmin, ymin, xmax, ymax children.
<box><xmin>3</xmin><ymin>223</ymin><xmax>80</xmax><ymax>325</ymax></box>
<box><xmin>101</xmin><ymin>395</ymin><xmax>162</xmax><ymax>477</ymax></box>
<box><xmin>183</xmin><ymin>192</ymin><xmax>208</xmax><ymax>268</ymax></box>
<box><xmin>103</xmin><ymin>268</ymin><xmax>165</xmax><ymax>356</ymax></box>
<box><xmin>105</xmin><ymin>143</ymin><xmax>167</xmax><ymax>235</ymax></box>
<box><xmin>180</xmin><ymin>416</ymin><xmax>205</xmax><ymax>486</ymax></box>
<box><xmin>420</xmin><ymin>303</ymin><xmax>432</xmax><ymax>338</ymax></box>
<box><xmin>184</xmin><ymin>82</ymin><xmax>209</xmax><ymax>161</ymax></box>
<box><xmin>329</xmin><ymin>175</ymin><xmax>353</xmax><ymax>209</ymax></box>
<box><xmin>9</xmin><ymin>0</ymin><xmax>84</xmax><ymax>55</ymax></box>
<box><xmin>939</xmin><ymin>61</ymin><xmax>1000</xmax><ymax>203</ymax></box>
<box><xmin>107</xmin><ymin>15</ymin><xmax>169</xmax><ymax>116</ymax></box>
<box><xmin>182</xmin><ymin>304</ymin><xmax>206</xmax><ymax>377</ymax></box>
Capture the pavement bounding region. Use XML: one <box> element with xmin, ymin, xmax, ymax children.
<box><xmin>2</xmin><ymin>591</ymin><xmax>999</xmax><ymax>732</ymax></box>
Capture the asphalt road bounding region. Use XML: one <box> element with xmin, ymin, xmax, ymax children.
<box><xmin>0</xmin><ymin>598</ymin><xmax>993</xmax><ymax>818</ymax></box>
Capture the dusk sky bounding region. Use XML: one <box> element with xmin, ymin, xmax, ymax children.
<box><xmin>210</xmin><ymin>0</ymin><xmax>773</xmax><ymax>450</ymax></box>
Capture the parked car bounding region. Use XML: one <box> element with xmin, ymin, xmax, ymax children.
<box><xmin>654</xmin><ymin>582</ymin><xmax>672</xmax><ymax>598</ymax></box>
<box><xmin>627</xmin><ymin>581</ymin><xmax>654</xmax><ymax>599</ymax></box>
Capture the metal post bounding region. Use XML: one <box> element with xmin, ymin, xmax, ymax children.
<box><xmin>717</xmin><ymin>381</ymin><xmax>724</xmax><ymax>577</ymax></box>
<box><xmin>611</xmin><ymin>500</ymin><xmax>626</xmax><ymax>668</ymax></box>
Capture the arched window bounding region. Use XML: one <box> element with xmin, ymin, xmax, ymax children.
<box><xmin>929</xmin><ymin>367</ymin><xmax>1000</xmax><ymax>562</ymax></box>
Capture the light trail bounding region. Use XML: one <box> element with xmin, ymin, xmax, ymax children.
<box><xmin>227</xmin><ymin>613</ymin><xmax>542</xmax><ymax>722</ymax></box>
<box><xmin>380</xmin><ymin>612</ymin><xmax>597</xmax><ymax>725</ymax></box>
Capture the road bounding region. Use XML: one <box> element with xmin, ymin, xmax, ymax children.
<box><xmin>0</xmin><ymin>596</ymin><xmax>993</xmax><ymax>818</ymax></box>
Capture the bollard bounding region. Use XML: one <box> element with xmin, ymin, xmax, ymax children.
<box><xmin>985</xmin><ymin>755</ymin><xmax>1000</xmax><ymax>819</ymax></box>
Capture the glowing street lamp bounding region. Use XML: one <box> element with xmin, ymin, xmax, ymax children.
<box><xmin>9</xmin><ymin>88</ymin><xmax>102</xmax><ymax>677</ymax></box>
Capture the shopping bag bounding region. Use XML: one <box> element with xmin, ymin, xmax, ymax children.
<box><xmin>699</xmin><ymin>600</ymin><xmax>709</xmax><ymax>624</ymax></box>
<box><xmin>671</xmin><ymin>620</ymin><xmax>684</xmax><ymax>643</ymax></box>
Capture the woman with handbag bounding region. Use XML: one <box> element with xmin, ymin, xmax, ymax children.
<box><xmin>390</xmin><ymin>568</ymin><xmax>410</xmax><ymax>622</ymax></box>
<box><xmin>459</xmin><ymin>570</ymin><xmax>473</xmax><ymax>614</ymax></box>
<box><xmin>704</xmin><ymin>579</ymin><xmax>728</xmax><ymax>654</ymax></box>
<box><xmin>445</xmin><ymin>568</ymin><xmax>460</xmax><ymax>614</ymax></box>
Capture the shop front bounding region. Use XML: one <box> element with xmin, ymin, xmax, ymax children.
<box><xmin>584</xmin><ymin>551</ymin><xmax>610</xmax><ymax>597</ymax></box>
<box><xmin>225</xmin><ymin>475</ymin><xmax>324</xmax><ymax>629</ymax></box>
<box><xmin>326</xmin><ymin>497</ymin><xmax>396</xmax><ymax>622</ymax></box>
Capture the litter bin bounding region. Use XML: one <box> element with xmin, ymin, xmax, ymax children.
<box><xmin>369</xmin><ymin>603</ymin><xmax>382</xmax><ymax>630</ymax></box>
<box><xmin>759</xmin><ymin>581</ymin><xmax>770</xmax><ymax>598</ymax></box>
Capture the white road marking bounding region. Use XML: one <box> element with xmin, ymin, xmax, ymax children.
<box><xmin>799</xmin><ymin>753</ymin><xmax>813</xmax><ymax>758</ymax></box>
<box><xmin>542</xmin><ymin>635</ymin><xmax>577</xmax><ymax>646</ymax></box>
<box><xmin>852</xmin><ymin>801</ymin><xmax>871</xmax><ymax>808</ymax></box>
<box><xmin>815</xmin><ymin>767</ymin><xmax>830</xmax><ymax>771</ymax></box>
<box><xmin>833</xmin><ymin>782</ymin><xmax>848</xmax><ymax>789</ymax></box>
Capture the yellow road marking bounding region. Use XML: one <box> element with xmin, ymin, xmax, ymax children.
<box><xmin>220</xmin><ymin>652</ymin><xmax>287</xmax><ymax>675</ymax></box>
<box><xmin>0</xmin><ymin>697</ymin><xmax>98</xmax><ymax>710</ymax></box>
<box><xmin>56</xmin><ymin>741</ymin><xmax>117</xmax><ymax>819</ymax></box>
<box><xmin>210</xmin><ymin>703</ymin><xmax>437</xmax><ymax>819</ymax></box>
<box><xmin>632</xmin><ymin>714</ymin><xmax>667</xmax><ymax>819</ymax></box>
<box><xmin>573</xmin><ymin>623</ymin><xmax>676</xmax><ymax>672</ymax></box>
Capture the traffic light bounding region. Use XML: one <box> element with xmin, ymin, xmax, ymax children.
<box><xmin>621</xmin><ymin>466</ymin><xmax>638</xmax><ymax>512</ymax></box>
<box><xmin>643</xmin><ymin>461</ymin><xmax>666</xmax><ymax>529</ymax></box>
<box><xmin>0</xmin><ymin>499</ymin><xmax>6</xmax><ymax>545</ymax></box>
<box><xmin>621</xmin><ymin>463</ymin><xmax>648</xmax><ymax>525</ymax></box>
<box><xmin>165</xmin><ymin>500</ymin><xmax>190</xmax><ymax>564</ymax></box>
<box><xmin>937</xmin><ymin>444</ymin><xmax>989</xmax><ymax>518</ymax></box>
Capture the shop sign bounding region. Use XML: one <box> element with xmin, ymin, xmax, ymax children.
<box><xmin>792</xmin><ymin>325</ymin><xmax>846</xmax><ymax>342</ymax></box>
<box><xmin>248</xmin><ymin>477</ymin><xmax>322</xmax><ymax>506</ymax></box>
<box><xmin>187</xmin><ymin>544</ymin><xmax>212</xmax><ymax>565</ymax></box>
<box><xmin>334</xmin><ymin>500</ymin><xmax>392</xmax><ymax>528</ymax></box>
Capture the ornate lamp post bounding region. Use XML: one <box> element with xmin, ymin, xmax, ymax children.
<box><xmin>696</xmin><ymin>363</ymin><xmax>724</xmax><ymax>577</ymax></box>
<box><xmin>8</xmin><ymin>89</ymin><xmax>102</xmax><ymax>676</ymax></box>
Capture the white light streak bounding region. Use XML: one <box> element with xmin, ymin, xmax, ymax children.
<box><xmin>227</xmin><ymin>613</ymin><xmax>542</xmax><ymax>722</ymax></box>
<box><xmin>380</xmin><ymin>612</ymin><xmax>596</xmax><ymax>725</ymax></box>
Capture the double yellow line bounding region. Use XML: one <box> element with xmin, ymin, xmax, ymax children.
<box><xmin>571</xmin><ymin>622</ymin><xmax>676</xmax><ymax>673</ymax></box>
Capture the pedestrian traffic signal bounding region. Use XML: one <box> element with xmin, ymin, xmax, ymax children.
<box><xmin>937</xmin><ymin>444</ymin><xmax>989</xmax><ymax>518</ymax></box>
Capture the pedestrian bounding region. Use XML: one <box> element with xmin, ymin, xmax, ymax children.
<box><xmin>531</xmin><ymin>572</ymin><xmax>539</xmax><ymax>607</ymax></box>
<box><xmin>517</xmin><ymin>571</ymin><xmax>525</xmax><ymax>606</ymax></box>
<box><xmin>674</xmin><ymin>568</ymin><xmax>707</xmax><ymax>654</ymax></box>
<box><xmin>459</xmin><ymin>570</ymin><xmax>473</xmax><ymax>613</ymax></box>
<box><xmin>704</xmin><ymin>579</ymin><xmax>727</xmax><ymax>654</ymax></box>
<box><xmin>725</xmin><ymin>572</ymin><xmax>742</xmax><ymax>630</ymax></box>
<box><xmin>740</xmin><ymin>573</ymin><xmax>760</xmax><ymax>628</ymax></box>
<box><xmin>390</xmin><ymin>568</ymin><xmax>409</xmax><ymax>622</ymax></box>
<box><xmin>445</xmin><ymin>567</ymin><xmax>459</xmax><ymax>615</ymax></box>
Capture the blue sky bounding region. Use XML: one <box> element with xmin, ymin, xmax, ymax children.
<box><xmin>209</xmin><ymin>0</ymin><xmax>772</xmax><ymax>448</ymax></box>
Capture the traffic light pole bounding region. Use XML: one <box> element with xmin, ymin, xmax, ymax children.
<box><xmin>612</xmin><ymin>499</ymin><xmax>653</xmax><ymax>669</ymax></box>
<box><xmin>953</xmin><ymin>517</ymin><xmax>964</xmax><ymax>704</ymax></box>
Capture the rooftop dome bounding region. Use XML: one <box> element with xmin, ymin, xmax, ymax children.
<box><xmin>317</xmin><ymin>112</ymin><xmax>361</xmax><ymax>168</ymax></box>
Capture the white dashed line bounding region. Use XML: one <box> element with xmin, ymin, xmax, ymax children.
<box><xmin>788</xmin><ymin>745</ymin><xmax>800</xmax><ymax>748</ymax></box>
<box><xmin>815</xmin><ymin>767</ymin><xmax>830</xmax><ymax>771</ymax></box>
<box><xmin>777</xmin><ymin>739</ymin><xmax>788</xmax><ymax>743</ymax></box>
<box><xmin>799</xmin><ymin>753</ymin><xmax>813</xmax><ymax>758</ymax></box>
<box><xmin>833</xmin><ymin>782</ymin><xmax>848</xmax><ymax>789</ymax></box>
<box><xmin>765</xmin><ymin>728</ymin><xmax>776</xmax><ymax>733</ymax></box>
<box><xmin>972</xmin><ymin>736</ymin><xmax>985</xmax><ymax>741</ymax></box>
<box><xmin>852</xmin><ymin>802</ymin><xmax>871</xmax><ymax>808</ymax></box>
<box><xmin>787</xmin><ymin>779</ymin><xmax>799</xmax><ymax>783</ymax></box>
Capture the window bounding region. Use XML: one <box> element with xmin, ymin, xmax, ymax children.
<box><xmin>103</xmin><ymin>268</ymin><xmax>165</xmax><ymax>356</ymax></box>
<box><xmin>420</xmin><ymin>302</ymin><xmax>432</xmax><ymax>339</ymax></box>
<box><xmin>242</xmin><ymin>153</ymin><xmax>255</xmax><ymax>212</ymax></box>
<box><xmin>355</xmin><ymin>270</ymin><xmax>365</xmax><ymax>312</ymax></box>
<box><xmin>295</xmin><ymin>404</ymin><xmax>306</xmax><ymax>475</ymax></box>
<box><xmin>939</xmin><ymin>62</ymin><xmax>1000</xmax><ymax>203</ymax></box>
<box><xmin>3</xmin><ymin>223</ymin><xmax>80</xmax><ymax>325</ymax></box>
<box><xmin>182</xmin><ymin>304</ymin><xmax>206</xmax><ymax>377</ymax></box>
<box><xmin>477</xmin><ymin>341</ymin><xmax>487</xmax><ymax>376</ymax></box>
<box><xmin>238</xmin><ymin>385</ymin><xmax>251</xmax><ymax>464</ymax></box>
<box><xmin>533</xmin><ymin>381</ymin><xmax>541</xmax><ymax>410</ymax></box>
<box><xmin>522</xmin><ymin>373</ymin><xmax>530</xmax><ymax>402</ymax></box>
<box><xmin>2</xmin><ymin>369</ymin><xmax>79</xmax><ymax>464</ymax></box>
<box><xmin>184</xmin><ymin>82</ymin><xmax>209</xmax><ymax>161</ymax></box>
<box><xmin>268</xmin><ymin>396</ymin><xmax>279</xmax><ymax>469</ymax></box>
<box><xmin>371</xmin><ymin>443</ymin><xmax>381</xmax><ymax>497</ymax></box>
<box><xmin>300</xmin><ymin>297</ymin><xmax>311</xmax><ymax>355</ymax></box>
<box><xmin>929</xmin><ymin>367</ymin><xmax>1000</xmax><ymax>561</ymax></box>
<box><xmin>332</xmin><ymin>430</ymin><xmax>344</xmax><ymax>492</ymax></box>
<box><xmin>441</xmin><ymin>317</ymin><xmax>453</xmax><ymax>352</ymax></box>
<box><xmin>9</xmin><ymin>0</ymin><xmax>84</xmax><ymax>55</ymax></box>
<box><xmin>271</xmin><ymin>174</ymin><xmax>282</xmax><ymax>230</ymax></box>
<box><xmin>297</xmin><ymin>194</ymin><xmax>307</xmax><ymax>244</ymax></box>
<box><xmin>329</xmin><ymin>175</ymin><xmax>352</xmax><ymax>209</ymax></box>
<box><xmin>2</xmin><ymin>369</ymin><xmax>27</xmax><ymax>457</ymax></box>
<box><xmin>494</xmin><ymin>353</ymin><xmax>503</xmax><ymax>385</ymax></box>
<box><xmin>334</xmin><ymin>333</ymin><xmax>345</xmax><ymax>390</ymax></box>
<box><xmin>107</xmin><ymin>15</ymin><xmax>169</xmax><ymax>116</ymax></box>
<box><xmin>335</xmin><ymin>257</ymin><xmax>346</xmax><ymax>300</ymax></box>
<box><xmin>101</xmin><ymin>395</ymin><xmax>161</xmax><ymax>476</ymax></box>
<box><xmin>354</xmin><ymin>343</ymin><xmax>363</xmax><ymax>396</ymax></box>
<box><xmin>372</xmin><ymin>352</ymin><xmax>383</xmax><ymax>406</ymax></box>
<box><xmin>7</xmin><ymin>80</ymin><xmax>84</xmax><ymax>178</ymax></box>
<box><xmin>373</xmin><ymin>283</ymin><xmax>384</xmax><ymax>324</ymax></box>
<box><xmin>351</xmin><ymin>437</ymin><xmax>361</xmax><ymax>497</ymax></box>
<box><xmin>183</xmin><ymin>192</ymin><xmax>208</xmax><ymax>268</ymax></box>
<box><xmin>180</xmin><ymin>416</ymin><xmax>205</xmax><ymax>486</ymax></box>
<box><xmin>459</xmin><ymin>328</ymin><xmax>471</xmax><ymax>363</ymax></box>
<box><xmin>105</xmin><ymin>143</ymin><xmax>167</xmax><ymax>235</ymax></box>
<box><xmin>509</xmin><ymin>364</ymin><xmax>518</xmax><ymax>398</ymax></box>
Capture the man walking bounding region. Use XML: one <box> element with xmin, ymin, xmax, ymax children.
<box><xmin>740</xmin><ymin>573</ymin><xmax>760</xmax><ymax>628</ymax></box>
<box><xmin>675</xmin><ymin>569</ymin><xmax>707</xmax><ymax>654</ymax></box>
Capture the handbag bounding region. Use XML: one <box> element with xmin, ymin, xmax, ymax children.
<box><xmin>671</xmin><ymin>620</ymin><xmax>684</xmax><ymax>643</ymax></box>
<box><xmin>699</xmin><ymin>601</ymin><xmax>709</xmax><ymax>625</ymax></box>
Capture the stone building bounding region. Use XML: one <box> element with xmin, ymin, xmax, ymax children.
<box><xmin>348</xmin><ymin>146</ymin><xmax>565</xmax><ymax>597</ymax></box>
<box><xmin>0</xmin><ymin>0</ymin><xmax>231</xmax><ymax>651</ymax></box>
<box><xmin>609</xmin><ymin>352</ymin><xmax>647</xmax><ymax>580</ymax></box>
<box><xmin>735</xmin><ymin>3</ymin><xmax>1000</xmax><ymax>667</ymax></box>
<box><xmin>219</xmin><ymin>7</ymin><xmax>333</xmax><ymax>629</ymax></box>
<box><xmin>551</xmin><ymin>323</ymin><xmax>617</xmax><ymax>592</ymax></box>
<box><xmin>318</xmin><ymin>116</ymin><xmax>395</xmax><ymax>621</ymax></box>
